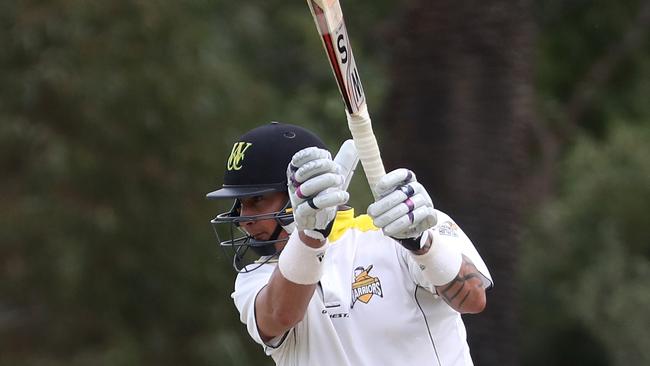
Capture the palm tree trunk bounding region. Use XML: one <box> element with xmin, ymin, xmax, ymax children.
<box><xmin>380</xmin><ymin>1</ymin><xmax>534</xmax><ymax>364</ymax></box>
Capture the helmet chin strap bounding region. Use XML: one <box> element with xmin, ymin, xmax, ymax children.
<box><xmin>269</xmin><ymin>222</ymin><xmax>284</xmax><ymax>242</ymax></box>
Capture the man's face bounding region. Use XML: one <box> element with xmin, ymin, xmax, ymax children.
<box><xmin>238</xmin><ymin>192</ymin><xmax>290</xmax><ymax>242</ymax></box>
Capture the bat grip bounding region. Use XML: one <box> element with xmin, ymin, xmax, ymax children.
<box><xmin>346</xmin><ymin>104</ymin><xmax>386</xmax><ymax>199</ymax></box>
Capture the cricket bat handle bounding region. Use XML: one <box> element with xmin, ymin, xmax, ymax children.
<box><xmin>346</xmin><ymin>104</ymin><xmax>385</xmax><ymax>199</ymax></box>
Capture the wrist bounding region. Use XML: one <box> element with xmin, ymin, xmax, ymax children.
<box><xmin>278</xmin><ymin>231</ymin><xmax>328</xmax><ymax>285</ymax></box>
<box><xmin>410</xmin><ymin>233</ymin><xmax>432</xmax><ymax>255</ymax></box>
<box><xmin>299</xmin><ymin>230</ymin><xmax>326</xmax><ymax>248</ymax></box>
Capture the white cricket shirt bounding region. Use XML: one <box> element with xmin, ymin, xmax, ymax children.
<box><xmin>232</xmin><ymin>209</ymin><xmax>492</xmax><ymax>366</ymax></box>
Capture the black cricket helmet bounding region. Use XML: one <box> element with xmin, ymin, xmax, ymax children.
<box><xmin>206</xmin><ymin>122</ymin><xmax>328</xmax><ymax>272</ymax></box>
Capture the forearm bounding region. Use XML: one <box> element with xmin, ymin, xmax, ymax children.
<box><xmin>255</xmin><ymin>269</ymin><xmax>318</xmax><ymax>341</ymax></box>
<box><xmin>434</xmin><ymin>254</ymin><xmax>486</xmax><ymax>314</ymax></box>
<box><xmin>410</xmin><ymin>228</ymin><xmax>487</xmax><ymax>314</ymax></box>
<box><xmin>255</xmin><ymin>231</ymin><xmax>325</xmax><ymax>341</ymax></box>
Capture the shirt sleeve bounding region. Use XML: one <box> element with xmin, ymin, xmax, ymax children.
<box><xmin>231</xmin><ymin>265</ymin><xmax>290</xmax><ymax>355</ymax></box>
<box><xmin>403</xmin><ymin>210</ymin><xmax>493</xmax><ymax>292</ymax></box>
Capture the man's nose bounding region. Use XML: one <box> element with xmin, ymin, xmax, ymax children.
<box><xmin>239</xmin><ymin>208</ymin><xmax>257</xmax><ymax>224</ymax></box>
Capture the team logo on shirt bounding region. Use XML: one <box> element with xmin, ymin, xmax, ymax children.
<box><xmin>351</xmin><ymin>265</ymin><xmax>383</xmax><ymax>308</ymax></box>
<box><xmin>438</xmin><ymin>220</ymin><xmax>459</xmax><ymax>237</ymax></box>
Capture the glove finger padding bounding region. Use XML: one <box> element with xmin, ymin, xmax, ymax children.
<box><xmin>287</xmin><ymin>146</ymin><xmax>349</xmax><ymax>240</ymax></box>
<box><xmin>293</xmin><ymin>188</ymin><xmax>349</xmax><ymax>240</ymax></box>
<box><xmin>367</xmin><ymin>181</ymin><xmax>427</xmax><ymax>218</ymax></box>
<box><xmin>307</xmin><ymin>189</ymin><xmax>350</xmax><ymax>210</ymax></box>
<box><xmin>374</xmin><ymin>168</ymin><xmax>416</xmax><ymax>198</ymax></box>
<box><xmin>367</xmin><ymin>168</ymin><xmax>438</xmax><ymax>245</ymax></box>
<box><xmin>382</xmin><ymin>206</ymin><xmax>437</xmax><ymax>239</ymax></box>
<box><xmin>290</xmin><ymin>158</ymin><xmax>339</xmax><ymax>186</ymax></box>
<box><xmin>370</xmin><ymin>192</ymin><xmax>431</xmax><ymax>228</ymax></box>
<box><xmin>290</xmin><ymin>172</ymin><xmax>343</xmax><ymax>201</ymax></box>
<box><xmin>293</xmin><ymin>189</ymin><xmax>349</xmax><ymax>227</ymax></box>
<box><xmin>289</xmin><ymin>147</ymin><xmax>332</xmax><ymax>170</ymax></box>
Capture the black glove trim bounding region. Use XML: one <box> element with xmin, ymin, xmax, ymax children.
<box><xmin>398</xmin><ymin>235</ymin><xmax>422</xmax><ymax>251</ymax></box>
<box><xmin>315</xmin><ymin>218</ymin><xmax>336</xmax><ymax>239</ymax></box>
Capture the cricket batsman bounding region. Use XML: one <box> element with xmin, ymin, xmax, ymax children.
<box><xmin>207</xmin><ymin>122</ymin><xmax>492</xmax><ymax>365</ymax></box>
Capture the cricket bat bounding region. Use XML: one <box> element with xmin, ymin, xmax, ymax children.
<box><xmin>306</xmin><ymin>0</ymin><xmax>385</xmax><ymax>199</ymax></box>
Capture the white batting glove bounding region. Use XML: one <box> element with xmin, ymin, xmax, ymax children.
<box><xmin>287</xmin><ymin>147</ymin><xmax>349</xmax><ymax>241</ymax></box>
<box><xmin>367</xmin><ymin>169</ymin><xmax>437</xmax><ymax>251</ymax></box>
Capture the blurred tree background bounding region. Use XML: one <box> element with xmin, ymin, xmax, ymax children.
<box><xmin>1</xmin><ymin>1</ymin><xmax>648</xmax><ymax>366</ymax></box>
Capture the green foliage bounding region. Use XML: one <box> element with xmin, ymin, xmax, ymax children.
<box><xmin>521</xmin><ymin>123</ymin><xmax>650</xmax><ymax>365</ymax></box>
<box><xmin>523</xmin><ymin>1</ymin><xmax>650</xmax><ymax>363</ymax></box>
<box><xmin>535</xmin><ymin>0</ymin><xmax>649</xmax><ymax>137</ymax></box>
